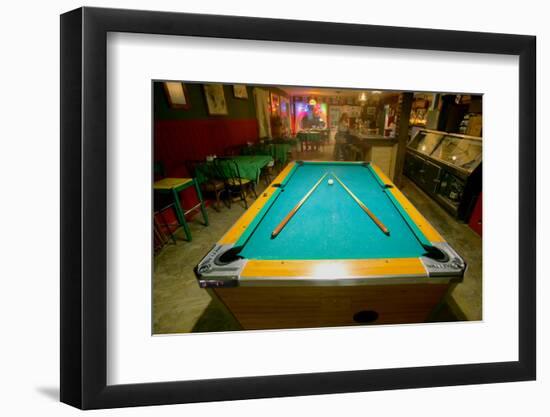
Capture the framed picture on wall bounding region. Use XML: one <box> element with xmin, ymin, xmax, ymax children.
<box><xmin>203</xmin><ymin>83</ymin><xmax>228</xmax><ymax>115</ymax></box>
<box><xmin>271</xmin><ymin>92</ymin><xmax>280</xmax><ymax>115</ymax></box>
<box><xmin>60</xmin><ymin>6</ymin><xmax>536</xmax><ymax>410</ymax></box>
<box><xmin>163</xmin><ymin>81</ymin><xmax>191</xmax><ymax>109</ymax></box>
<box><xmin>233</xmin><ymin>84</ymin><xmax>248</xmax><ymax>99</ymax></box>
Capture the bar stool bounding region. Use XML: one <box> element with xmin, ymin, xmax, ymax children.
<box><xmin>153</xmin><ymin>203</ymin><xmax>177</xmax><ymax>253</ymax></box>
<box><xmin>153</xmin><ymin>177</ymin><xmax>209</xmax><ymax>242</ymax></box>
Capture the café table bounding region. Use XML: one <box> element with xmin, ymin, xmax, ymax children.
<box><xmin>296</xmin><ymin>130</ymin><xmax>323</xmax><ymax>152</ymax></box>
<box><xmin>195</xmin><ymin>155</ymin><xmax>274</xmax><ymax>185</ymax></box>
<box><xmin>241</xmin><ymin>142</ymin><xmax>292</xmax><ymax>165</ymax></box>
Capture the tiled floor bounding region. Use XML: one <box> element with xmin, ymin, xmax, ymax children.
<box><xmin>153</xmin><ymin>143</ymin><xmax>482</xmax><ymax>334</ymax></box>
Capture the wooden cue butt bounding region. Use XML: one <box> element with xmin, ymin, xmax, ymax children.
<box><xmin>271</xmin><ymin>172</ymin><xmax>328</xmax><ymax>238</ymax></box>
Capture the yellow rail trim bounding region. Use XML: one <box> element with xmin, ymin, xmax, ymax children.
<box><xmin>241</xmin><ymin>258</ymin><xmax>427</xmax><ymax>278</ymax></box>
<box><xmin>370</xmin><ymin>164</ymin><xmax>444</xmax><ymax>243</ymax></box>
<box><xmin>219</xmin><ymin>162</ymin><xmax>296</xmax><ymax>244</ymax></box>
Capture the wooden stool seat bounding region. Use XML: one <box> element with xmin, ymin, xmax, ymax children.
<box><xmin>227</xmin><ymin>177</ymin><xmax>251</xmax><ymax>186</ymax></box>
<box><xmin>201</xmin><ymin>179</ymin><xmax>227</xmax><ymax>211</ymax></box>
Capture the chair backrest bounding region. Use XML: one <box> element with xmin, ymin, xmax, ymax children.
<box><xmin>214</xmin><ymin>157</ymin><xmax>243</xmax><ymax>187</ymax></box>
<box><xmin>256</xmin><ymin>144</ymin><xmax>271</xmax><ymax>156</ymax></box>
<box><xmin>244</xmin><ymin>143</ymin><xmax>270</xmax><ymax>156</ymax></box>
<box><xmin>207</xmin><ymin>159</ymin><xmax>226</xmax><ymax>181</ymax></box>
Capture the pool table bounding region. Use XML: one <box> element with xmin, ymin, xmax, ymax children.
<box><xmin>195</xmin><ymin>161</ymin><xmax>466</xmax><ymax>329</ymax></box>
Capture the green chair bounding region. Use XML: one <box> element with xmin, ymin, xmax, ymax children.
<box><xmin>187</xmin><ymin>160</ymin><xmax>229</xmax><ymax>212</ymax></box>
<box><xmin>215</xmin><ymin>157</ymin><xmax>257</xmax><ymax>209</ymax></box>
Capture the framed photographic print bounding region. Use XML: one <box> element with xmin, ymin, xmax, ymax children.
<box><xmin>163</xmin><ymin>81</ymin><xmax>191</xmax><ymax>109</ymax></box>
<box><xmin>233</xmin><ymin>84</ymin><xmax>248</xmax><ymax>99</ymax></box>
<box><xmin>61</xmin><ymin>6</ymin><xmax>536</xmax><ymax>410</ymax></box>
<box><xmin>203</xmin><ymin>83</ymin><xmax>228</xmax><ymax>115</ymax></box>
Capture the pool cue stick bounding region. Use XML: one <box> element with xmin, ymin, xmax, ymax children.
<box><xmin>331</xmin><ymin>172</ymin><xmax>390</xmax><ymax>236</ymax></box>
<box><xmin>271</xmin><ymin>172</ymin><xmax>329</xmax><ymax>239</ymax></box>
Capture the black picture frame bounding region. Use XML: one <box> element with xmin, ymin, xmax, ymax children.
<box><xmin>60</xmin><ymin>6</ymin><xmax>536</xmax><ymax>410</ymax></box>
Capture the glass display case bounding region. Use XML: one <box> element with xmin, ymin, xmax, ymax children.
<box><xmin>430</xmin><ymin>135</ymin><xmax>482</xmax><ymax>171</ymax></box>
<box><xmin>404</xmin><ymin>129</ymin><xmax>482</xmax><ymax>221</ymax></box>
<box><xmin>407</xmin><ymin>130</ymin><xmax>444</xmax><ymax>155</ymax></box>
<box><xmin>437</xmin><ymin>171</ymin><xmax>466</xmax><ymax>209</ymax></box>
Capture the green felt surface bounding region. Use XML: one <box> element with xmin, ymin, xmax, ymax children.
<box><xmin>195</xmin><ymin>155</ymin><xmax>273</xmax><ymax>184</ymax></box>
<box><xmin>238</xmin><ymin>162</ymin><xmax>429</xmax><ymax>260</ymax></box>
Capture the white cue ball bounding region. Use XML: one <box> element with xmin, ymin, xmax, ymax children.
<box><xmin>328</xmin><ymin>179</ymin><xmax>334</xmax><ymax>185</ymax></box>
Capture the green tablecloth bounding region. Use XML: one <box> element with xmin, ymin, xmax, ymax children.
<box><xmin>296</xmin><ymin>131</ymin><xmax>323</xmax><ymax>142</ymax></box>
<box><xmin>241</xmin><ymin>143</ymin><xmax>292</xmax><ymax>165</ymax></box>
<box><xmin>195</xmin><ymin>155</ymin><xmax>273</xmax><ymax>184</ymax></box>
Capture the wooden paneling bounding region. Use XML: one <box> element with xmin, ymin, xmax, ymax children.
<box><xmin>213</xmin><ymin>283</ymin><xmax>450</xmax><ymax>330</ymax></box>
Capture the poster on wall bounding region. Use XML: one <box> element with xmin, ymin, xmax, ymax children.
<box><xmin>233</xmin><ymin>84</ymin><xmax>248</xmax><ymax>99</ymax></box>
<box><xmin>349</xmin><ymin>105</ymin><xmax>362</xmax><ymax>118</ymax></box>
<box><xmin>204</xmin><ymin>84</ymin><xmax>228</xmax><ymax>115</ymax></box>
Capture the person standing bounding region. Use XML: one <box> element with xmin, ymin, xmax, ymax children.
<box><xmin>334</xmin><ymin>112</ymin><xmax>349</xmax><ymax>160</ymax></box>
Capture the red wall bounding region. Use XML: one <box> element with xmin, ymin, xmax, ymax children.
<box><xmin>153</xmin><ymin>118</ymin><xmax>259</xmax><ymax>226</ymax></box>
<box><xmin>154</xmin><ymin>118</ymin><xmax>259</xmax><ymax>177</ymax></box>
